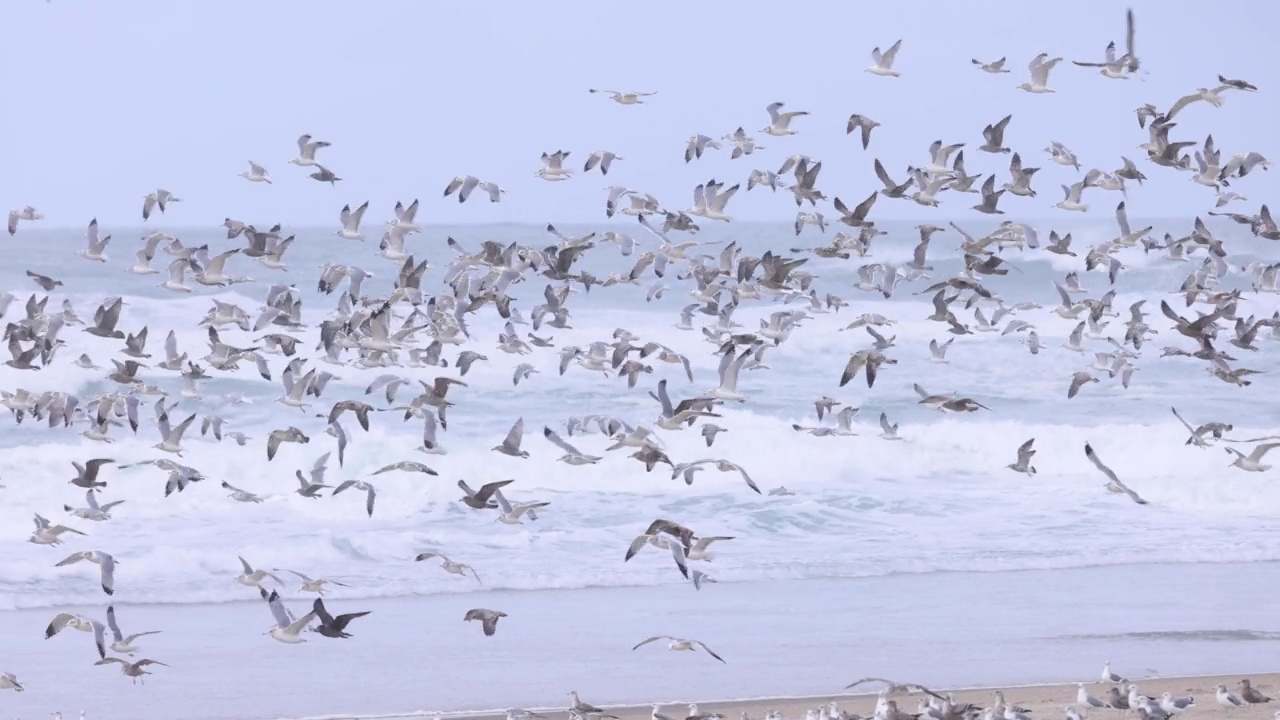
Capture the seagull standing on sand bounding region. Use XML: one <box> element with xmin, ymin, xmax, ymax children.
<box><xmin>1102</xmin><ymin>661</ymin><xmax>1128</xmax><ymax>684</ymax></box>
<box><xmin>1217</xmin><ymin>685</ymin><xmax>1245</xmax><ymax>708</ymax></box>
<box><xmin>1159</xmin><ymin>692</ymin><xmax>1194</xmax><ymax>714</ymax></box>
<box><xmin>1240</xmin><ymin>679</ymin><xmax>1272</xmax><ymax>704</ymax></box>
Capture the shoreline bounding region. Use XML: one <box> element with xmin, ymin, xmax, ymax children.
<box><xmin>5</xmin><ymin>559</ymin><xmax>1280</xmax><ymax>613</ymax></box>
<box><xmin>5</xmin><ymin>565</ymin><xmax>1279</xmax><ymax>720</ymax></box>
<box><xmin>430</xmin><ymin>673</ymin><xmax>1280</xmax><ymax>720</ymax></box>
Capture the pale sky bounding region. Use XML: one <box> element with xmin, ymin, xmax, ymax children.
<box><xmin>3</xmin><ymin>0</ymin><xmax>1277</xmax><ymax>229</ymax></box>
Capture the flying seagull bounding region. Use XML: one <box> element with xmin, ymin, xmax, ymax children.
<box><xmin>1084</xmin><ymin>443</ymin><xmax>1148</xmax><ymax>504</ymax></box>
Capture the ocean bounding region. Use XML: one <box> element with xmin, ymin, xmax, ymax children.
<box><xmin>2</xmin><ymin>217</ymin><xmax>1279</xmax><ymax>719</ymax></box>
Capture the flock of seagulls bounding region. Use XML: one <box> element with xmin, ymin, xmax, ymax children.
<box><xmin>3</xmin><ymin>5</ymin><xmax>1279</xmax><ymax>718</ymax></box>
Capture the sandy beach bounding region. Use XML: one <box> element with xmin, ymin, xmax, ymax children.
<box><xmin>459</xmin><ymin>675</ymin><xmax>1280</xmax><ymax>720</ymax></box>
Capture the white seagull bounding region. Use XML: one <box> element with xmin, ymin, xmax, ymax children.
<box><xmin>240</xmin><ymin>161</ymin><xmax>272</xmax><ymax>183</ymax></box>
<box><xmin>632</xmin><ymin>635</ymin><xmax>726</xmax><ymax>663</ymax></box>
<box><xmin>55</xmin><ymin>550</ymin><xmax>117</xmax><ymax>595</ymax></box>
<box><xmin>1019</xmin><ymin>53</ymin><xmax>1063</xmax><ymax>93</ymax></box>
<box><xmin>867</xmin><ymin>39</ymin><xmax>903</xmax><ymax>77</ymax></box>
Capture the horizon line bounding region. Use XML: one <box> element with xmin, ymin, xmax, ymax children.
<box><xmin>13</xmin><ymin>215</ymin><xmax>1221</xmax><ymax>233</ymax></box>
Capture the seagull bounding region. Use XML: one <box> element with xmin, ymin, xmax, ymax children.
<box><xmin>1072</xmin><ymin>41</ymin><xmax>1132</xmax><ymax>79</ymax></box>
<box><xmin>463</xmin><ymin>608</ymin><xmax>507</xmax><ymax>636</ymax></box>
<box><xmin>980</xmin><ymin>115</ymin><xmax>1013</xmax><ymax>154</ymax></box>
<box><xmin>1100</xmin><ymin>661</ymin><xmax>1131</xmax><ymax>681</ymax></box>
<box><xmin>336</xmin><ymin>202</ymin><xmax>369</xmax><ymax>240</ymax></box>
<box><xmin>846</xmin><ymin>114</ymin><xmax>880</xmax><ymax>149</ymax></box>
<box><xmin>867</xmin><ymin>39</ymin><xmax>903</xmax><ymax>77</ymax></box>
<box><xmin>1159</xmin><ymin>693</ymin><xmax>1195</xmax><ymax>715</ymax></box>
<box><xmin>309</xmin><ymin>165</ymin><xmax>341</xmax><ymax>184</ymax></box>
<box><xmin>70</xmin><ymin>458</ymin><xmax>114</xmax><ymax>490</ymax></box>
<box><xmin>929</xmin><ymin>338</ymin><xmax>954</xmax><ymax>363</ymax></box>
<box><xmin>223</xmin><ymin>481</ymin><xmax>264</xmax><ymax>503</ymax></box>
<box><xmin>588</xmin><ymin>89</ymin><xmax>657</xmax><ymax>105</ymax></box>
<box><xmin>1007</xmin><ymin>438</ymin><xmax>1037</xmax><ymax>475</ymax></box>
<box><xmin>371</xmin><ymin>460</ymin><xmax>438</xmax><ymax>476</ymax></box>
<box><xmin>0</xmin><ymin>672</ymin><xmax>21</xmax><ymax>692</ymax></box>
<box><xmin>1216</xmin><ymin>685</ymin><xmax>1245</xmax><ymax>709</ymax></box>
<box><xmin>494</xmin><ymin>489</ymin><xmax>550</xmax><ymax>525</ymax></box>
<box><xmin>1085</xmin><ymin>445</ymin><xmax>1148</xmax><ymax>505</ymax></box>
<box><xmin>584</xmin><ymin>150</ymin><xmax>622</xmax><ymax>175</ymax></box>
<box><xmin>45</xmin><ymin>612</ymin><xmax>107</xmax><ymax>659</ymax></box>
<box><xmin>1078</xmin><ymin>685</ymin><xmax>1109</xmax><ymax>709</ymax></box>
<box><xmin>493</xmin><ymin>418</ymin><xmax>530</xmax><ymax>458</ymax></box>
<box><xmin>414</xmin><ymin>551</ymin><xmax>482</xmax><ymax>582</ymax></box>
<box><xmin>536</xmin><ymin>150</ymin><xmax>573</xmax><ymax>181</ymax></box>
<box><xmin>94</xmin><ymin>656</ymin><xmax>168</xmax><ymax>684</ymax></box>
<box><xmin>1224</xmin><ymin>442</ymin><xmax>1280</xmax><ymax>472</ymax></box>
<box><xmin>154</xmin><ymin>411</ymin><xmax>197</xmax><ymax>455</ymax></box>
<box><xmin>544</xmin><ymin>426</ymin><xmax>603</xmax><ymax>465</ymax></box>
<box><xmin>878</xmin><ymin>413</ymin><xmax>902</xmax><ymax>441</ymax></box>
<box><xmin>1068</xmin><ymin>371</ymin><xmax>1100</xmax><ymax>398</ymax></box>
<box><xmin>310</xmin><ymin>597</ymin><xmax>371</xmax><ymax>638</ymax></box>
<box><xmin>240</xmin><ymin>161</ymin><xmax>272</xmax><ymax>183</ymax></box>
<box><xmin>972</xmin><ymin>57</ymin><xmax>1010</xmax><ymax>73</ymax></box>
<box><xmin>78</xmin><ymin>219</ymin><xmax>111</xmax><ymax>262</ymax></box>
<box><xmin>141</xmin><ymin>189</ymin><xmax>180</xmax><ymax>221</ymax></box>
<box><xmin>276</xmin><ymin>569</ymin><xmax>350</xmax><ymax>595</ymax></box>
<box><xmin>236</xmin><ymin>556</ymin><xmax>283</xmax><ymax>588</ymax></box>
<box><xmin>762</xmin><ymin>102</ymin><xmax>809</xmax><ymax>136</ymax></box>
<box><xmin>29</xmin><ymin>514</ymin><xmax>87</xmax><ymax>546</ymax></box>
<box><xmin>1019</xmin><ymin>53</ymin><xmax>1063</xmax><ymax>93</ymax></box>
<box><xmin>632</xmin><ymin>635</ymin><xmax>726</xmax><ymax>663</ymax></box>
<box><xmin>55</xmin><ymin>550</ymin><xmax>117</xmax><ymax>595</ymax></box>
<box><xmin>263</xmin><ymin>590</ymin><xmax>317</xmax><ymax>644</ymax></box>
<box><xmin>290</xmin><ymin>134</ymin><xmax>331</xmax><ymax>167</ymax></box>
<box><xmin>444</xmin><ymin>175</ymin><xmax>505</xmax><ymax>203</ymax></box>
<box><xmin>105</xmin><ymin>606</ymin><xmax>161</xmax><ymax>656</ymax></box>
<box><xmin>458</xmin><ymin>479</ymin><xmax>513</xmax><ymax>509</ymax></box>
<box><xmin>1239</xmin><ymin>679</ymin><xmax>1272</xmax><ymax>704</ymax></box>
<box><xmin>7</xmin><ymin>205</ymin><xmax>43</xmax><ymax>235</ymax></box>
<box><xmin>332</xmin><ymin>479</ymin><xmax>378</xmax><ymax>517</ymax></box>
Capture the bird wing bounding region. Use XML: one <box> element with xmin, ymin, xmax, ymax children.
<box><xmin>1084</xmin><ymin>443</ymin><xmax>1120</xmax><ymax>484</ymax></box>
<box><xmin>543</xmin><ymin>426</ymin><xmax>582</xmax><ymax>455</ymax></box>
<box><xmin>669</xmin><ymin>541</ymin><xmax>689</xmax><ymax>579</ymax></box>
<box><xmin>632</xmin><ymin>635</ymin><xmax>670</xmax><ymax>651</ymax></box>
<box><xmin>267</xmin><ymin>592</ymin><xmax>292</xmax><ymax>628</ymax></box>
<box><xmin>694</xmin><ymin>640</ymin><xmax>727</xmax><ymax>662</ymax></box>
<box><xmin>503</xmin><ymin>418</ymin><xmax>525</xmax><ymax>450</ymax></box>
<box><xmin>106</xmin><ymin>605</ymin><xmax>123</xmax><ymax>641</ymax></box>
<box><xmin>311</xmin><ymin>597</ymin><xmax>335</xmax><ymax>626</ymax></box>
